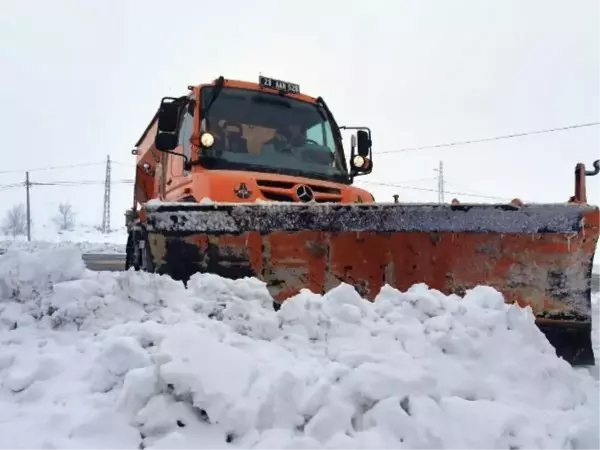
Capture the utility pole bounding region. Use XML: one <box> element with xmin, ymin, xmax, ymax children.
<box><xmin>437</xmin><ymin>160</ymin><xmax>445</xmax><ymax>204</ymax></box>
<box><xmin>102</xmin><ymin>155</ymin><xmax>111</xmax><ymax>233</ymax></box>
<box><xmin>25</xmin><ymin>171</ymin><xmax>31</xmax><ymax>242</ymax></box>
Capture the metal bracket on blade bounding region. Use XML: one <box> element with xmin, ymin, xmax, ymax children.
<box><xmin>571</xmin><ymin>159</ymin><xmax>600</xmax><ymax>204</ymax></box>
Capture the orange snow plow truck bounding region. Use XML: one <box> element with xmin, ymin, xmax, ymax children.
<box><xmin>125</xmin><ymin>74</ymin><xmax>599</xmax><ymax>365</ymax></box>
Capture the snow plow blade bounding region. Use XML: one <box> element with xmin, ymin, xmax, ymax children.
<box><xmin>140</xmin><ymin>201</ymin><xmax>599</xmax><ymax>366</ymax></box>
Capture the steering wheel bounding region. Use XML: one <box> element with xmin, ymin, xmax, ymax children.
<box><xmin>303</xmin><ymin>138</ymin><xmax>321</xmax><ymax>146</ymax></box>
<box><xmin>274</xmin><ymin>137</ymin><xmax>322</xmax><ymax>155</ymax></box>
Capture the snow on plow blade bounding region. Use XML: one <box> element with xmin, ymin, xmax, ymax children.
<box><xmin>141</xmin><ymin>201</ymin><xmax>599</xmax><ymax>365</ymax></box>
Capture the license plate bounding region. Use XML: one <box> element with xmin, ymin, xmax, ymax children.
<box><xmin>259</xmin><ymin>76</ymin><xmax>300</xmax><ymax>94</ymax></box>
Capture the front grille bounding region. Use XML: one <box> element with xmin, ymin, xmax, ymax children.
<box><xmin>262</xmin><ymin>191</ymin><xmax>294</xmax><ymax>202</ymax></box>
<box><xmin>256</xmin><ymin>180</ymin><xmax>295</xmax><ymax>189</ymax></box>
<box><xmin>257</xmin><ymin>178</ymin><xmax>342</xmax><ymax>203</ymax></box>
<box><xmin>261</xmin><ymin>191</ymin><xmax>341</xmax><ymax>203</ymax></box>
<box><xmin>310</xmin><ymin>185</ymin><xmax>341</xmax><ymax>195</ymax></box>
<box><xmin>257</xmin><ymin>179</ymin><xmax>341</xmax><ymax>195</ymax></box>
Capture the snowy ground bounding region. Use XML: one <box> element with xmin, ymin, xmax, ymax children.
<box><xmin>0</xmin><ymin>246</ymin><xmax>598</xmax><ymax>449</ymax></box>
<box><xmin>0</xmin><ymin>224</ymin><xmax>126</xmax><ymax>254</ymax></box>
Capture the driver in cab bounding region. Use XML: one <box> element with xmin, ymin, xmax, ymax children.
<box><xmin>262</xmin><ymin>125</ymin><xmax>335</xmax><ymax>168</ymax></box>
<box><xmin>264</xmin><ymin>125</ymin><xmax>301</xmax><ymax>152</ymax></box>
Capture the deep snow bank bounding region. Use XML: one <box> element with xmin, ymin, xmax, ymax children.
<box><xmin>0</xmin><ymin>247</ymin><xmax>598</xmax><ymax>449</ymax></box>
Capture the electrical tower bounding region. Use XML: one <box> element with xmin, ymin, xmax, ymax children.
<box><xmin>437</xmin><ymin>160</ymin><xmax>444</xmax><ymax>204</ymax></box>
<box><xmin>25</xmin><ymin>171</ymin><xmax>31</xmax><ymax>242</ymax></box>
<box><xmin>102</xmin><ymin>154</ymin><xmax>111</xmax><ymax>233</ymax></box>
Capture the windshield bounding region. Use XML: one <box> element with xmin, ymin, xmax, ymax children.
<box><xmin>197</xmin><ymin>86</ymin><xmax>349</xmax><ymax>183</ymax></box>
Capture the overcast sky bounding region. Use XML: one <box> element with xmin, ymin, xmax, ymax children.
<box><xmin>0</xmin><ymin>0</ymin><xmax>598</xmax><ymax>237</ymax></box>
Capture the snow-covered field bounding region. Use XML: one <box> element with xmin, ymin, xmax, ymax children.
<box><xmin>0</xmin><ymin>246</ymin><xmax>598</xmax><ymax>449</ymax></box>
<box><xmin>0</xmin><ymin>224</ymin><xmax>126</xmax><ymax>254</ymax></box>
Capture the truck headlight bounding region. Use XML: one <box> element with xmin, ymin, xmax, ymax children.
<box><xmin>200</xmin><ymin>132</ymin><xmax>215</xmax><ymax>148</ymax></box>
<box><xmin>353</xmin><ymin>155</ymin><xmax>365</xmax><ymax>168</ymax></box>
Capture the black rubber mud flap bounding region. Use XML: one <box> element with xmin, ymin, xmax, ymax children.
<box><xmin>537</xmin><ymin>322</ymin><xmax>595</xmax><ymax>366</ymax></box>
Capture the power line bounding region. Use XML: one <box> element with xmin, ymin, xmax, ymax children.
<box><xmin>444</xmin><ymin>180</ymin><xmax>497</xmax><ymax>197</ymax></box>
<box><xmin>112</xmin><ymin>160</ymin><xmax>136</xmax><ymax>167</ymax></box>
<box><xmin>28</xmin><ymin>176</ymin><xmax>501</xmax><ymax>201</ymax></box>
<box><xmin>0</xmin><ymin>160</ymin><xmax>136</xmax><ymax>175</ymax></box>
<box><xmin>378</xmin><ymin>121</ymin><xmax>600</xmax><ymax>154</ymax></box>
<box><xmin>30</xmin><ymin>179</ymin><xmax>133</xmax><ymax>186</ymax></box>
<box><xmin>0</xmin><ymin>161</ymin><xmax>106</xmax><ymax>175</ymax></box>
<box><xmin>387</xmin><ymin>176</ymin><xmax>438</xmax><ymax>184</ymax></box>
<box><xmin>0</xmin><ymin>182</ymin><xmax>24</xmax><ymax>192</ymax></box>
<box><xmin>359</xmin><ymin>180</ymin><xmax>516</xmax><ymax>201</ymax></box>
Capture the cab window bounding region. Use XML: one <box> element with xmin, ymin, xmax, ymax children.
<box><xmin>177</xmin><ymin>101</ymin><xmax>194</xmax><ymax>174</ymax></box>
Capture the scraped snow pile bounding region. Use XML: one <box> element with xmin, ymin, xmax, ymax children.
<box><xmin>0</xmin><ymin>247</ymin><xmax>598</xmax><ymax>449</ymax></box>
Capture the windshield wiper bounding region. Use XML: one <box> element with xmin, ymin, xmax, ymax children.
<box><xmin>315</xmin><ymin>97</ymin><xmax>349</xmax><ymax>174</ymax></box>
<box><xmin>201</xmin><ymin>76</ymin><xmax>225</xmax><ymax>129</ymax></box>
<box><xmin>313</xmin><ymin>102</ymin><xmax>327</xmax><ymax>122</ymax></box>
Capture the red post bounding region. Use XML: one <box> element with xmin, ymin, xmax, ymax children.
<box><xmin>572</xmin><ymin>163</ymin><xmax>587</xmax><ymax>204</ymax></box>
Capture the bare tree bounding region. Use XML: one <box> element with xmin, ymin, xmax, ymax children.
<box><xmin>53</xmin><ymin>202</ymin><xmax>76</xmax><ymax>231</ymax></box>
<box><xmin>1</xmin><ymin>204</ymin><xmax>28</xmax><ymax>237</ymax></box>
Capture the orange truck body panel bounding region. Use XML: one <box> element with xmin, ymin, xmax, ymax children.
<box><xmin>127</xmin><ymin>75</ymin><xmax>600</xmax><ymax>366</ymax></box>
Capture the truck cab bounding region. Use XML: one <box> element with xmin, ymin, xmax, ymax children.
<box><xmin>131</xmin><ymin>75</ymin><xmax>375</xmax><ymax>209</ymax></box>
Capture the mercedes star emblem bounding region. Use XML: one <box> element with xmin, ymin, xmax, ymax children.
<box><xmin>296</xmin><ymin>184</ymin><xmax>314</xmax><ymax>202</ymax></box>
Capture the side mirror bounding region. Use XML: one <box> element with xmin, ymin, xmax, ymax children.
<box><xmin>157</xmin><ymin>97</ymin><xmax>180</xmax><ymax>133</ymax></box>
<box><xmin>356</xmin><ymin>130</ymin><xmax>371</xmax><ymax>157</ymax></box>
<box><xmin>154</xmin><ymin>97</ymin><xmax>183</xmax><ymax>152</ymax></box>
<box><xmin>155</xmin><ymin>133</ymin><xmax>178</xmax><ymax>152</ymax></box>
<box><xmin>339</xmin><ymin>125</ymin><xmax>373</xmax><ymax>177</ymax></box>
